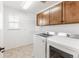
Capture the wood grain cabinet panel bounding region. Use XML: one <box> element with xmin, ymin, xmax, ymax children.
<box><xmin>37</xmin><ymin>10</ymin><xmax>49</xmax><ymax>26</ymax></box>
<box><xmin>42</xmin><ymin>10</ymin><xmax>49</xmax><ymax>25</ymax></box>
<box><xmin>63</xmin><ymin>1</ymin><xmax>79</xmax><ymax>23</ymax></box>
<box><xmin>49</xmin><ymin>4</ymin><xmax>62</xmax><ymax>25</ymax></box>
<box><xmin>37</xmin><ymin>13</ymin><xmax>43</xmax><ymax>26</ymax></box>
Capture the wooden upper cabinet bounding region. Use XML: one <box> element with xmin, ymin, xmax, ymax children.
<box><xmin>36</xmin><ymin>1</ymin><xmax>79</xmax><ymax>26</ymax></box>
<box><xmin>37</xmin><ymin>9</ymin><xmax>49</xmax><ymax>26</ymax></box>
<box><xmin>63</xmin><ymin>1</ymin><xmax>79</xmax><ymax>23</ymax></box>
<box><xmin>49</xmin><ymin>4</ymin><xmax>62</xmax><ymax>25</ymax></box>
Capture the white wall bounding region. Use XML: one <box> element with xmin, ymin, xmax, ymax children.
<box><xmin>0</xmin><ymin>2</ymin><xmax>3</xmax><ymax>47</ymax></box>
<box><xmin>4</xmin><ymin>6</ymin><xmax>35</xmax><ymax>50</ymax></box>
<box><xmin>36</xmin><ymin>24</ymin><xmax>79</xmax><ymax>34</ymax></box>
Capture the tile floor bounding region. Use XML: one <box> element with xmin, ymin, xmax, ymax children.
<box><xmin>3</xmin><ymin>44</ymin><xmax>33</xmax><ymax>58</ymax></box>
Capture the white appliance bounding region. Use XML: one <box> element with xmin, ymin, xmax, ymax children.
<box><xmin>33</xmin><ymin>33</ymin><xmax>53</xmax><ymax>58</ymax></box>
<box><xmin>33</xmin><ymin>34</ymin><xmax>46</xmax><ymax>58</ymax></box>
<box><xmin>47</xmin><ymin>36</ymin><xmax>79</xmax><ymax>58</ymax></box>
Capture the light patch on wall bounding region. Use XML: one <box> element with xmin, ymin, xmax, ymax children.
<box><xmin>9</xmin><ymin>15</ymin><xmax>19</xmax><ymax>22</ymax></box>
<box><xmin>0</xmin><ymin>2</ymin><xmax>3</xmax><ymax>30</ymax></box>
<box><xmin>8</xmin><ymin>14</ymin><xmax>20</xmax><ymax>29</ymax></box>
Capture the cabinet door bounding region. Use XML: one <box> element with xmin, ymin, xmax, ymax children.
<box><xmin>37</xmin><ymin>13</ymin><xmax>43</xmax><ymax>26</ymax></box>
<box><xmin>33</xmin><ymin>35</ymin><xmax>46</xmax><ymax>58</ymax></box>
<box><xmin>49</xmin><ymin>4</ymin><xmax>62</xmax><ymax>25</ymax></box>
<box><xmin>37</xmin><ymin>10</ymin><xmax>49</xmax><ymax>26</ymax></box>
<box><xmin>63</xmin><ymin>1</ymin><xmax>79</xmax><ymax>23</ymax></box>
<box><xmin>42</xmin><ymin>10</ymin><xmax>49</xmax><ymax>25</ymax></box>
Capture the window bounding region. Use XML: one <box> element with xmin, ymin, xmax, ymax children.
<box><xmin>8</xmin><ymin>15</ymin><xmax>20</xmax><ymax>29</ymax></box>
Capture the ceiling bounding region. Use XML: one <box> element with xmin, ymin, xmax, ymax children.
<box><xmin>4</xmin><ymin>1</ymin><xmax>58</xmax><ymax>14</ymax></box>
